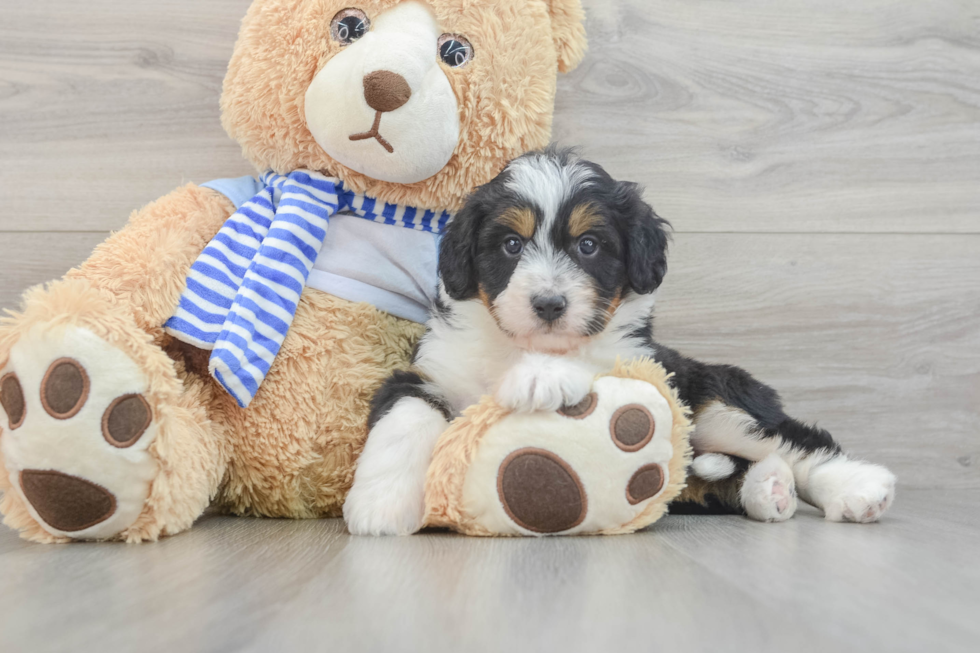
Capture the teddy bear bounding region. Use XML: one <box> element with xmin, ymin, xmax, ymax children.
<box><xmin>0</xmin><ymin>0</ymin><xmax>592</xmax><ymax>543</ymax></box>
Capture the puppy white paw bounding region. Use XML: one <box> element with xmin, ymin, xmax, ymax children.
<box><xmin>342</xmin><ymin>397</ymin><xmax>448</xmax><ymax>536</ymax></box>
<box><xmin>741</xmin><ymin>453</ymin><xmax>797</xmax><ymax>523</ymax></box>
<box><xmin>343</xmin><ymin>476</ymin><xmax>426</xmax><ymax>536</ymax></box>
<box><xmin>807</xmin><ymin>457</ymin><xmax>896</xmax><ymax>523</ymax></box>
<box><xmin>496</xmin><ymin>354</ymin><xmax>593</xmax><ymax>413</ymax></box>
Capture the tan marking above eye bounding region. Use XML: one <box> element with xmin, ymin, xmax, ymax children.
<box><xmin>497</xmin><ymin>207</ymin><xmax>535</xmax><ymax>239</ymax></box>
<box><xmin>569</xmin><ymin>203</ymin><xmax>602</xmax><ymax>238</ymax></box>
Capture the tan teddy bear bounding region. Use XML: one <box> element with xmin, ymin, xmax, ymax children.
<box><xmin>0</xmin><ymin>0</ymin><xmax>590</xmax><ymax>542</ymax></box>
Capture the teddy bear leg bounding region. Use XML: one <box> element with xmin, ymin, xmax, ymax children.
<box><xmin>0</xmin><ymin>185</ymin><xmax>235</xmax><ymax>542</ymax></box>
<box><xmin>0</xmin><ymin>279</ymin><xmax>228</xmax><ymax>542</ymax></box>
<box><xmin>424</xmin><ymin>360</ymin><xmax>695</xmax><ymax>537</ymax></box>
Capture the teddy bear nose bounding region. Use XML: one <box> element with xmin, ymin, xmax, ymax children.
<box><xmin>362</xmin><ymin>70</ymin><xmax>412</xmax><ymax>113</ymax></box>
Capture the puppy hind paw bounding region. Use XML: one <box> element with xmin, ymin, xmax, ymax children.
<box><xmin>812</xmin><ymin>460</ymin><xmax>896</xmax><ymax>523</ymax></box>
<box><xmin>741</xmin><ymin>453</ymin><xmax>798</xmax><ymax>523</ymax></box>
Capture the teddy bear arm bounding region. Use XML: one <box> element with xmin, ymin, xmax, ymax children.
<box><xmin>64</xmin><ymin>183</ymin><xmax>236</xmax><ymax>332</ymax></box>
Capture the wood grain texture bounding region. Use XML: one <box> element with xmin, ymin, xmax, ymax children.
<box><xmin>0</xmin><ymin>233</ymin><xmax>109</xmax><ymax>310</ymax></box>
<box><xmin>561</xmin><ymin>0</ymin><xmax>980</xmax><ymax>233</ymax></box>
<box><xmin>0</xmin><ymin>0</ymin><xmax>977</xmax><ymax>233</ymax></box>
<box><xmin>0</xmin><ymin>0</ymin><xmax>253</xmax><ymax>232</ymax></box>
<box><xmin>1</xmin><ymin>490</ymin><xmax>977</xmax><ymax>653</ymax></box>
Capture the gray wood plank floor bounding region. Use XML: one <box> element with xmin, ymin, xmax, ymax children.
<box><xmin>0</xmin><ymin>0</ymin><xmax>978</xmax><ymax>650</ymax></box>
<box><xmin>1</xmin><ymin>490</ymin><xmax>977</xmax><ymax>653</ymax></box>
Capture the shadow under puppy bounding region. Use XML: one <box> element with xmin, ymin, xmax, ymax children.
<box><xmin>344</xmin><ymin>148</ymin><xmax>896</xmax><ymax>535</ymax></box>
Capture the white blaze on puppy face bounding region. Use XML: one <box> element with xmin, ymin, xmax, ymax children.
<box><xmin>493</xmin><ymin>242</ymin><xmax>597</xmax><ymax>349</ymax></box>
<box><xmin>304</xmin><ymin>1</ymin><xmax>461</xmax><ymax>184</ymax></box>
<box><xmin>492</xmin><ymin>154</ymin><xmax>599</xmax><ymax>351</ymax></box>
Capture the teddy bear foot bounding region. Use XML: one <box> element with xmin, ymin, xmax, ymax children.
<box><xmin>424</xmin><ymin>360</ymin><xmax>694</xmax><ymax>536</ymax></box>
<box><xmin>1</xmin><ymin>324</ymin><xmax>161</xmax><ymax>541</ymax></box>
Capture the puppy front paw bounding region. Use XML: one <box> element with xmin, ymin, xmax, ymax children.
<box><xmin>495</xmin><ymin>355</ymin><xmax>593</xmax><ymax>413</ymax></box>
<box><xmin>343</xmin><ymin>397</ymin><xmax>449</xmax><ymax>536</ymax></box>
<box><xmin>343</xmin><ymin>475</ymin><xmax>426</xmax><ymax>536</ymax></box>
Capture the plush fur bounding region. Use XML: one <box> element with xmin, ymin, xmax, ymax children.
<box><xmin>0</xmin><ymin>0</ymin><xmax>588</xmax><ymax>542</ymax></box>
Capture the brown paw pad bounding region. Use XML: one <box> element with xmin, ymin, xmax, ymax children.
<box><xmin>627</xmin><ymin>464</ymin><xmax>665</xmax><ymax>505</ymax></box>
<box><xmin>497</xmin><ymin>448</ymin><xmax>587</xmax><ymax>533</ymax></box>
<box><xmin>20</xmin><ymin>469</ymin><xmax>116</xmax><ymax>532</ymax></box>
<box><xmin>41</xmin><ymin>358</ymin><xmax>90</xmax><ymax>419</ymax></box>
<box><xmin>610</xmin><ymin>404</ymin><xmax>655</xmax><ymax>452</ymax></box>
<box><xmin>1</xmin><ymin>372</ymin><xmax>26</xmax><ymax>429</ymax></box>
<box><xmin>558</xmin><ymin>392</ymin><xmax>598</xmax><ymax>419</ymax></box>
<box><xmin>102</xmin><ymin>394</ymin><xmax>152</xmax><ymax>448</ymax></box>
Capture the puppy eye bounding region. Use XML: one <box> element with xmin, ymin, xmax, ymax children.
<box><xmin>438</xmin><ymin>34</ymin><xmax>474</xmax><ymax>68</ymax></box>
<box><xmin>331</xmin><ymin>8</ymin><xmax>370</xmax><ymax>45</ymax></box>
<box><xmin>503</xmin><ymin>236</ymin><xmax>524</xmax><ymax>257</ymax></box>
<box><xmin>578</xmin><ymin>237</ymin><xmax>599</xmax><ymax>257</ymax></box>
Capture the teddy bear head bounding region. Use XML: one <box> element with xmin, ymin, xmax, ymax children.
<box><xmin>220</xmin><ymin>0</ymin><xmax>587</xmax><ymax>210</ymax></box>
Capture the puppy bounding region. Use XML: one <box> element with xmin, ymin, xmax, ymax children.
<box><xmin>344</xmin><ymin>148</ymin><xmax>896</xmax><ymax>535</ymax></box>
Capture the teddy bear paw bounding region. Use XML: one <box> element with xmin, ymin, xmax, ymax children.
<box><xmin>457</xmin><ymin>375</ymin><xmax>683</xmax><ymax>535</ymax></box>
<box><xmin>0</xmin><ymin>325</ymin><xmax>160</xmax><ymax>540</ymax></box>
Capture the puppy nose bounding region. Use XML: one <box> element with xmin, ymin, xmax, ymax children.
<box><xmin>532</xmin><ymin>295</ymin><xmax>567</xmax><ymax>323</ymax></box>
<box><xmin>362</xmin><ymin>70</ymin><xmax>411</xmax><ymax>113</ymax></box>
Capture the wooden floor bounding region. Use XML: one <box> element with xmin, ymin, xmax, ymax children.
<box><xmin>0</xmin><ymin>0</ymin><xmax>978</xmax><ymax>651</ymax></box>
<box><xmin>1</xmin><ymin>490</ymin><xmax>978</xmax><ymax>653</ymax></box>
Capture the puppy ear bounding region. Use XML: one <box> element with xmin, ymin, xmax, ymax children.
<box><xmin>547</xmin><ymin>0</ymin><xmax>588</xmax><ymax>73</ymax></box>
<box><xmin>618</xmin><ymin>182</ymin><xmax>670</xmax><ymax>294</ymax></box>
<box><xmin>439</xmin><ymin>194</ymin><xmax>485</xmax><ymax>300</ymax></box>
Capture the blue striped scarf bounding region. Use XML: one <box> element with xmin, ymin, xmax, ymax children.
<box><xmin>164</xmin><ymin>170</ymin><xmax>451</xmax><ymax>408</ymax></box>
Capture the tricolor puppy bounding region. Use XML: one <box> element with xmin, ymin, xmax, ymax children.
<box><xmin>344</xmin><ymin>149</ymin><xmax>897</xmax><ymax>535</ymax></box>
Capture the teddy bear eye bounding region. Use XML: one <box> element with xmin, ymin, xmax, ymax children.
<box><xmin>331</xmin><ymin>8</ymin><xmax>370</xmax><ymax>45</ymax></box>
<box><xmin>437</xmin><ymin>34</ymin><xmax>474</xmax><ymax>68</ymax></box>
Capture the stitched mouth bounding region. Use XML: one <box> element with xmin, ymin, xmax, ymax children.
<box><xmin>349</xmin><ymin>111</ymin><xmax>394</xmax><ymax>153</ymax></box>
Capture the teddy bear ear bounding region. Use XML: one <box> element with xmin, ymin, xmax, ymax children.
<box><xmin>548</xmin><ymin>0</ymin><xmax>588</xmax><ymax>73</ymax></box>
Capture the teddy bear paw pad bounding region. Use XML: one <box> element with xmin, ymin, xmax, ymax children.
<box><xmin>0</xmin><ymin>325</ymin><xmax>160</xmax><ymax>539</ymax></box>
<box><xmin>461</xmin><ymin>375</ymin><xmax>680</xmax><ymax>536</ymax></box>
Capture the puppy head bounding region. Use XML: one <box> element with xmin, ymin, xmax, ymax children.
<box><xmin>440</xmin><ymin>149</ymin><xmax>670</xmax><ymax>351</ymax></box>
